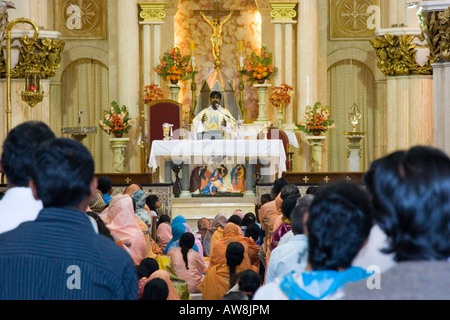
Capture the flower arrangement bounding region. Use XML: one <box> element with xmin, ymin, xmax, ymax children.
<box><xmin>297</xmin><ymin>102</ymin><xmax>336</xmax><ymax>135</ymax></box>
<box><xmin>143</xmin><ymin>84</ymin><xmax>164</xmax><ymax>104</ymax></box>
<box><xmin>269</xmin><ymin>84</ymin><xmax>294</xmax><ymax>111</ymax></box>
<box><xmin>154</xmin><ymin>46</ymin><xmax>194</xmax><ymax>83</ymax></box>
<box><xmin>239</xmin><ymin>45</ymin><xmax>278</xmax><ymax>83</ymax></box>
<box><xmin>99</xmin><ymin>101</ymin><xmax>134</xmax><ymax>136</ymax></box>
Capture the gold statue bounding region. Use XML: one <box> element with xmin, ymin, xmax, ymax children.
<box><xmin>200</xmin><ymin>10</ymin><xmax>234</xmax><ymax>69</ymax></box>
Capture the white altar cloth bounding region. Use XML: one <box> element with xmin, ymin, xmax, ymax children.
<box><xmin>148</xmin><ymin>139</ymin><xmax>287</xmax><ymax>178</ymax></box>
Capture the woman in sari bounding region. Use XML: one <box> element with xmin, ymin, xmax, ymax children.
<box><xmin>196</xmin><ymin>217</ymin><xmax>211</xmax><ymax>245</ymax></box>
<box><xmin>131</xmin><ymin>189</ymin><xmax>152</xmax><ymax>228</ymax></box>
<box><xmin>168</xmin><ymin>232</ymin><xmax>206</xmax><ymax>293</ymax></box>
<box><xmin>156</xmin><ymin>214</ymin><xmax>172</xmax><ymax>252</ymax></box>
<box><xmin>209</xmin><ymin>222</ymin><xmax>260</xmax><ymax>272</ymax></box>
<box><xmin>200</xmin><ymin>242</ymin><xmax>257</xmax><ymax>300</ymax></box>
<box><xmin>165</xmin><ymin>216</ymin><xmax>203</xmax><ymax>257</ymax></box>
<box><xmin>203</xmin><ymin>213</ymin><xmax>228</xmax><ymax>257</ymax></box>
<box><xmin>99</xmin><ymin>194</ymin><xmax>147</xmax><ymax>265</ymax></box>
<box><xmin>137</xmin><ymin>269</ymin><xmax>180</xmax><ymax>300</ymax></box>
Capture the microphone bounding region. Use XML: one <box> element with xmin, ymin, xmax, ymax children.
<box><xmin>217</xmin><ymin>108</ymin><xmax>236</xmax><ymax>124</ymax></box>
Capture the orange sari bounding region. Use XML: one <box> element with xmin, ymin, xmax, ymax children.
<box><xmin>137</xmin><ymin>270</ymin><xmax>181</xmax><ymax>300</ymax></box>
<box><xmin>209</xmin><ymin>223</ymin><xmax>260</xmax><ymax>272</ymax></box>
<box><xmin>199</xmin><ymin>264</ymin><xmax>257</xmax><ymax>300</ymax></box>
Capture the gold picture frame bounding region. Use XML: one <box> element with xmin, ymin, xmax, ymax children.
<box><xmin>329</xmin><ymin>0</ymin><xmax>380</xmax><ymax>40</ymax></box>
<box><xmin>55</xmin><ymin>0</ymin><xmax>107</xmax><ymax>39</ymax></box>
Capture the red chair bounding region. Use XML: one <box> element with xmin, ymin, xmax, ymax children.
<box><xmin>148</xmin><ymin>99</ymin><xmax>183</xmax><ymax>150</ymax></box>
<box><xmin>258</xmin><ymin>126</ymin><xmax>293</xmax><ymax>172</ymax></box>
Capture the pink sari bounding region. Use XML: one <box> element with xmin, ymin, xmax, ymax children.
<box><xmin>100</xmin><ymin>194</ymin><xmax>147</xmax><ymax>265</ymax></box>
<box><xmin>156</xmin><ymin>222</ymin><xmax>172</xmax><ymax>251</ymax></box>
<box><xmin>169</xmin><ymin>247</ymin><xmax>206</xmax><ymax>293</ymax></box>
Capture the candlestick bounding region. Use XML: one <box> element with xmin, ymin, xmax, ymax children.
<box><xmin>238</xmin><ymin>40</ymin><xmax>244</xmax><ymax>52</ymax></box>
<box><xmin>190</xmin><ymin>40</ymin><xmax>195</xmax><ymax>54</ymax></box>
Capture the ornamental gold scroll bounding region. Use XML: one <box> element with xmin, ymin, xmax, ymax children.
<box><xmin>419</xmin><ymin>7</ymin><xmax>450</xmax><ymax>62</ymax></box>
<box><xmin>0</xmin><ymin>36</ymin><xmax>65</xmax><ymax>79</ymax></box>
<box><xmin>370</xmin><ymin>33</ymin><xmax>432</xmax><ymax>76</ymax></box>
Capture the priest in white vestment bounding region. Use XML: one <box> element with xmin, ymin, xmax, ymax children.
<box><xmin>192</xmin><ymin>91</ymin><xmax>237</xmax><ymax>140</ymax></box>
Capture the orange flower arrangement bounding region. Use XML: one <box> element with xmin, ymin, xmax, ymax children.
<box><xmin>99</xmin><ymin>101</ymin><xmax>134</xmax><ymax>136</ymax></box>
<box><xmin>269</xmin><ymin>84</ymin><xmax>294</xmax><ymax>111</ymax></box>
<box><xmin>143</xmin><ymin>84</ymin><xmax>164</xmax><ymax>104</ymax></box>
<box><xmin>239</xmin><ymin>45</ymin><xmax>278</xmax><ymax>83</ymax></box>
<box><xmin>154</xmin><ymin>46</ymin><xmax>194</xmax><ymax>83</ymax></box>
<box><xmin>297</xmin><ymin>102</ymin><xmax>336</xmax><ymax>135</ymax></box>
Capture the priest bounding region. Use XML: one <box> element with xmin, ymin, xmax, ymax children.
<box><xmin>192</xmin><ymin>91</ymin><xmax>237</xmax><ymax>140</ymax></box>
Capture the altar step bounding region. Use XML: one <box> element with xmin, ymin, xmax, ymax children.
<box><xmin>172</xmin><ymin>196</ymin><xmax>257</xmax><ymax>230</ymax></box>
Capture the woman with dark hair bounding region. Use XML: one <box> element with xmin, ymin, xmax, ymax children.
<box><xmin>235</xmin><ymin>269</ymin><xmax>262</xmax><ymax>300</ymax></box>
<box><xmin>140</xmin><ymin>278</ymin><xmax>169</xmax><ymax>300</ymax></box>
<box><xmin>254</xmin><ymin>181</ymin><xmax>373</xmax><ymax>300</ymax></box>
<box><xmin>168</xmin><ymin>232</ymin><xmax>205</xmax><ymax>294</ymax></box>
<box><xmin>200</xmin><ymin>242</ymin><xmax>257</xmax><ymax>300</ymax></box>
<box><xmin>145</xmin><ymin>194</ymin><xmax>161</xmax><ymax>218</ymax></box>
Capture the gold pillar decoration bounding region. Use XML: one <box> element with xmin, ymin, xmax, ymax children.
<box><xmin>419</xmin><ymin>7</ymin><xmax>450</xmax><ymax>62</ymax></box>
<box><xmin>139</xmin><ymin>3</ymin><xmax>167</xmax><ymax>23</ymax></box>
<box><xmin>269</xmin><ymin>1</ymin><xmax>298</xmax><ymax>22</ymax></box>
<box><xmin>5</xmin><ymin>18</ymin><xmax>40</xmax><ymax>133</ymax></box>
<box><xmin>370</xmin><ymin>33</ymin><xmax>433</xmax><ymax>76</ymax></box>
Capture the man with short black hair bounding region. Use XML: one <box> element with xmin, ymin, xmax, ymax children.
<box><xmin>254</xmin><ymin>181</ymin><xmax>373</xmax><ymax>300</ymax></box>
<box><xmin>192</xmin><ymin>91</ymin><xmax>237</xmax><ymax>139</ymax></box>
<box><xmin>0</xmin><ymin>138</ymin><xmax>137</xmax><ymax>300</ymax></box>
<box><xmin>0</xmin><ymin>121</ymin><xmax>55</xmax><ymax>234</ymax></box>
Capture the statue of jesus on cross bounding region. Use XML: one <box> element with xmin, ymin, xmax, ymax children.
<box><xmin>200</xmin><ymin>8</ymin><xmax>234</xmax><ymax>70</ymax></box>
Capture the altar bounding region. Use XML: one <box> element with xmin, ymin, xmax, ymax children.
<box><xmin>148</xmin><ymin>139</ymin><xmax>287</xmax><ymax>198</ymax></box>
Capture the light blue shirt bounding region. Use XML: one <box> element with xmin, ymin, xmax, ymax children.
<box><xmin>265</xmin><ymin>234</ymin><xmax>308</xmax><ymax>284</ymax></box>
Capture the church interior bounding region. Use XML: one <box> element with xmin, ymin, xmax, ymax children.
<box><xmin>0</xmin><ymin>0</ymin><xmax>449</xmax><ymax>228</ymax></box>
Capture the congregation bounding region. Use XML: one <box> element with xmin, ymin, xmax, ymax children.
<box><xmin>0</xmin><ymin>121</ymin><xmax>450</xmax><ymax>300</ymax></box>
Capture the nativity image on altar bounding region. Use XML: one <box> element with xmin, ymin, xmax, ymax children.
<box><xmin>190</xmin><ymin>164</ymin><xmax>246</xmax><ymax>196</ymax></box>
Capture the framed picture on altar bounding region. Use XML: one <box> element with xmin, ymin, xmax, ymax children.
<box><xmin>55</xmin><ymin>0</ymin><xmax>107</xmax><ymax>39</ymax></box>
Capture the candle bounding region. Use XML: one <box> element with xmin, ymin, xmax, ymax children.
<box><xmin>190</xmin><ymin>41</ymin><xmax>195</xmax><ymax>54</ymax></box>
<box><xmin>238</xmin><ymin>40</ymin><xmax>244</xmax><ymax>52</ymax></box>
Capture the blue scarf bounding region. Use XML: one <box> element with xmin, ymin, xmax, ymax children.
<box><xmin>164</xmin><ymin>216</ymin><xmax>199</xmax><ymax>254</ymax></box>
<box><xmin>279</xmin><ymin>267</ymin><xmax>372</xmax><ymax>300</ymax></box>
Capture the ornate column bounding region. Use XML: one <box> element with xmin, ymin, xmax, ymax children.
<box><xmin>253</xmin><ymin>83</ymin><xmax>271</xmax><ymax>123</ymax></box>
<box><xmin>117</xmin><ymin>0</ymin><xmax>140</xmax><ymax>172</ymax></box>
<box><xmin>306</xmin><ymin>136</ymin><xmax>325</xmax><ymax>173</ymax></box>
<box><xmin>270</xmin><ymin>1</ymin><xmax>297</xmax><ymax>130</ymax></box>
<box><xmin>371</xmin><ymin>20</ymin><xmax>433</xmax><ymax>153</ymax></box>
<box><xmin>297</xmin><ymin>0</ymin><xmax>319</xmax><ymax>116</ymax></box>
<box><xmin>110</xmin><ymin>137</ymin><xmax>130</xmax><ymax>173</ymax></box>
<box><xmin>139</xmin><ymin>3</ymin><xmax>166</xmax><ymax>87</ymax></box>
<box><xmin>419</xmin><ymin>1</ymin><xmax>450</xmax><ymax>155</ymax></box>
<box><xmin>297</xmin><ymin>0</ymin><xmax>319</xmax><ymax>172</ymax></box>
<box><xmin>139</xmin><ymin>3</ymin><xmax>166</xmax><ymax>172</ymax></box>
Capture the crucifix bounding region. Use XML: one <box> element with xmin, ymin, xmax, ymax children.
<box><xmin>194</xmin><ymin>0</ymin><xmax>239</xmax><ymax>70</ymax></box>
